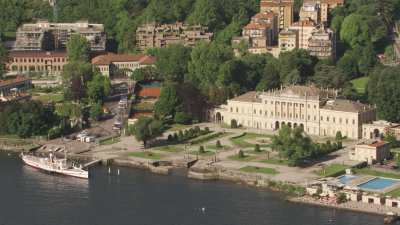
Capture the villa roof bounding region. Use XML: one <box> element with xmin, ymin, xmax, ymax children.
<box><xmin>244</xmin><ymin>23</ymin><xmax>270</xmax><ymax>30</ymax></box>
<box><xmin>91</xmin><ymin>53</ymin><xmax>156</xmax><ymax>65</ymax></box>
<box><xmin>8</xmin><ymin>50</ymin><xmax>67</xmax><ymax>58</ymax></box>
<box><xmin>230</xmin><ymin>91</ymin><xmax>261</xmax><ymax>103</ymax></box>
<box><xmin>322</xmin><ymin>99</ymin><xmax>373</xmax><ymax>113</ymax></box>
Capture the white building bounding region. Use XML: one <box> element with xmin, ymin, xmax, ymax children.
<box><xmin>213</xmin><ymin>85</ymin><xmax>376</xmax><ymax>139</ymax></box>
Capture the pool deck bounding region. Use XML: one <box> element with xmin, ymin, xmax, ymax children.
<box><xmin>342</xmin><ymin>175</ymin><xmax>400</xmax><ymax>193</ymax></box>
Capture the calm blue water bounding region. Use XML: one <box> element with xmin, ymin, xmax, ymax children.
<box><xmin>0</xmin><ymin>152</ymin><xmax>391</xmax><ymax>225</ymax></box>
<box><xmin>358</xmin><ymin>178</ymin><xmax>400</xmax><ymax>190</ymax></box>
<box><xmin>338</xmin><ymin>175</ymin><xmax>356</xmax><ymax>184</ymax></box>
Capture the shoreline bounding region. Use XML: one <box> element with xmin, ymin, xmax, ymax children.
<box><xmin>0</xmin><ymin>149</ymin><xmax>392</xmax><ymax>218</ymax></box>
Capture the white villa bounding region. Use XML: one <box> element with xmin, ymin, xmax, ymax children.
<box><xmin>212</xmin><ymin>85</ymin><xmax>376</xmax><ymax>139</ymax></box>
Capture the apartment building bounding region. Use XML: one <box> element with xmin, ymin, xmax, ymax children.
<box><xmin>308</xmin><ymin>27</ymin><xmax>336</xmax><ymax>59</ymax></box>
<box><xmin>260</xmin><ymin>0</ymin><xmax>294</xmax><ymax>30</ymax></box>
<box><xmin>14</xmin><ymin>20</ymin><xmax>106</xmax><ymax>51</ymax></box>
<box><xmin>135</xmin><ymin>22</ymin><xmax>213</xmax><ymax>51</ymax></box>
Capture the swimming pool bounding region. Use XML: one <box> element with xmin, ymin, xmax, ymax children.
<box><xmin>338</xmin><ymin>175</ymin><xmax>357</xmax><ymax>184</ymax></box>
<box><xmin>357</xmin><ymin>178</ymin><xmax>400</xmax><ymax>190</ymax></box>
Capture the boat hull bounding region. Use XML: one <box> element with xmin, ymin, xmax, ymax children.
<box><xmin>22</xmin><ymin>155</ymin><xmax>89</xmax><ymax>179</ymax></box>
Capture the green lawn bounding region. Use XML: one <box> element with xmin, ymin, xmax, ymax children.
<box><xmin>206</xmin><ymin>145</ymin><xmax>229</xmax><ymax>150</ymax></box>
<box><xmin>230</xmin><ymin>133</ymin><xmax>272</xmax><ymax>148</ymax></box>
<box><xmin>34</xmin><ymin>93</ymin><xmax>64</xmax><ymax>103</ymax></box>
<box><xmin>259</xmin><ymin>158</ymin><xmax>289</xmax><ymax>166</ymax></box>
<box><xmin>166</xmin><ymin>124</ymin><xmax>192</xmax><ymax>132</ymax></box>
<box><xmin>228</xmin><ymin>154</ymin><xmax>257</xmax><ymax>162</ymax></box>
<box><xmin>99</xmin><ymin>137</ymin><xmax>121</xmax><ymax>145</ymax></box>
<box><xmin>239</xmin><ymin>166</ymin><xmax>278</xmax><ymax>175</ymax></box>
<box><xmin>154</xmin><ymin>145</ymin><xmax>184</xmax><ymax>153</ymax></box>
<box><xmin>354</xmin><ymin>168</ymin><xmax>400</xmax><ymax>179</ymax></box>
<box><xmin>189</xmin><ymin>150</ymin><xmax>216</xmax><ymax>156</ymax></box>
<box><xmin>386</xmin><ymin>188</ymin><xmax>400</xmax><ymax>197</ymax></box>
<box><xmin>132</xmin><ymin>101</ymin><xmax>154</xmax><ymax>111</ymax></box>
<box><xmin>315</xmin><ymin>164</ymin><xmax>348</xmax><ymax>177</ymax></box>
<box><xmin>351</xmin><ymin>77</ymin><xmax>370</xmax><ymax>94</ymax></box>
<box><xmin>189</xmin><ymin>132</ymin><xmax>230</xmax><ymax>145</ymax></box>
<box><xmin>128</xmin><ymin>151</ymin><xmax>163</xmax><ymax>160</ymax></box>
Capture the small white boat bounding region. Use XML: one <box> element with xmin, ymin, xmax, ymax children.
<box><xmin>21</xmin><ymin>153</ymin><xmax>89</xmax><ymax>179</ymax></box>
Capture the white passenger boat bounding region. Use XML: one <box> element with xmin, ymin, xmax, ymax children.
<box><xmin>21</xmin><ymin>153</ymin><xmax>89</xmax><ymax>179</ymax></box>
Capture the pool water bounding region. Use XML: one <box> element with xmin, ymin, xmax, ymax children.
<box><xmin>357</xmin><ymin>178</ymin><xmax>400</xmax><ymax>190</ymax></box>
<box><xmin>338</xmin><ymin>175</ymin><xmax>356</xmax><ymax>184</ymax></box>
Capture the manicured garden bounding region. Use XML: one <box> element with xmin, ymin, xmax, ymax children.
<box><xmin>315</xmin><ymin>164</ymin><xmax>348</xmax><ymax>177</ymax></box>
<box><xmin>154</xmin><ymin>145</ymin><xmax>184</xmax><ymax>153</ymax></box>
<box><xmin>99</xmin><ymin>137</ymin><xmax>121</xmax><ymax>145</ymax></box>
<box><xmin>239</xmin><ymin>166</ymin><xmax>278</xmax><ymax>175</ymax></box>
<box><xmin>230</xmin><ymin>133</ymin><xmax>272</xmax><ymax>148</ymax></box>
<box><xmin>128</xmin><ymin>151</ymin><xmax>163</xmax><ymax>160</ymax></box>
<box><xmin>259</xmin><ymin>158</ymin><xmax>289</xmax><ymax>166</ymax></box>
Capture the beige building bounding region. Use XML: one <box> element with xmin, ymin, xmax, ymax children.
<box><xmin>135</xmin><ymin>22</ymin><xmax>213</xmax><ymax>51</ymax></box>
<box><xmin>232</xmin><ymin>11</ymin><xmax>278</xmax><ymax>55</ymax></box>
<box><xmin>308</xmin><ymin>27</ymin><xmax>336</xmax><ymax>59</ymax></box>
<box><xmin>278</xmin><ymin>29</ymin><xmax>298</xmax><ymax>53</ymax></box>
<box><xmin>260</xmin><ymin>0</ymin><xmax>294</xmax><ymax>30</ymax></box>
<box><xmin>213</xmin><ymin>85</ymin><xmax>376</xmax><ymax>139</ymax></box>
<box><xmin>6</xmin><ymin>51</ymin><xmax>68</xmax><ymax>75</ymax></box>
<box><xmin>349</xmin><ymin>141</ymin><xmax>390</xmax><ymax>164</ymax></box>
<box><xmin>362</xmin><ymin>120</ymin><xmax>400</xmax><ymax>140</ymax></box>
<box><xmin>320</xmin><ymin>0</ymin><xmax>345</xmax><ymax>23</ymax></box>
<box><xmin>289</xmin><ymin>19</ymin><xmax>317</xmax><ymax>50</ymax></box>
<box><xmin>14</xmin><ymin>20</ymin><xmax>106</xmax><ymax>51</ymax></box>
<box><xmin>300</xmin><ymin>1</ymin><xmax>320</xmax><ymax>23</ymax></box>
<box><xmin>91</xmin><ymin>53</ymin><xmax>156</xmax><ymax>77</ymax></box>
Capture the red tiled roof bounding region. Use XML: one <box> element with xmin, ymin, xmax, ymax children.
<box><xmin>91</xmin><ymin>53</ymin><xmax>156</xmax><ymax>65</ymax></box>
<box><xmin>368</xmin><ymin>141</ymin><xmax>388</xmax><ymax>148</ymax></box>
<box><xmin>253</xmin><ymin>12</ymin><xmax>275</xmax><ymax>20</ymax></box>
<box><xmin>8</xmin><ymin>51</ymin><xmax>67</xmax><ymax>58</ymax></box>
<box><xmin>0</xmin><ymin>76</ymin><xmax>31</xmax><ymax>88</ymax></box>
<box><xmin>291</xmin><ymin>19</ymin><xmax>316</xmax><ymax>27</ymax></box>
<box><xmin>244</xmin><ymin>23</ymin><xmax>270</xmax><ymax>30</ymax></box>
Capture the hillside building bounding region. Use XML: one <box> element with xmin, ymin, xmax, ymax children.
<box><xmin>135</xmin><ymin>22</ymin><xmax>213</xmax><ymax>51</ymax></box>
<box><xmin>14</xmin><ymin>20</ymin><xmax>106</xmax><ymax>51</ymax></box>
<box><xmin>260</xmin><ymin>0</ymin><xmax>294</xmax><ymax>30</ymax></box>
<box><xmin>6</xmin><ymin>51</ymin><xmax>68</xmax><ymax>75</ymax></box>
<box><xmin>91</xmin><ymin>53</ymin><xmax>156</xmax><ymax>77</ymax></box>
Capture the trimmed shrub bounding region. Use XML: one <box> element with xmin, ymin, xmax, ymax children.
<box><xmin>254</xmin><ymin>144</ymin><xmax>261</xmax><ymax>152</ymax></box>
<box><xmin>216</xmin><ymin>140</ymin><xmax>222</xmax><ymax>148</ymax></box>
<box><xmin>238</xmin><ymin>149</ymin><xmax>245</xmax><ymax>158</ymax></box>
<box><xmin>199</xmin><ymin>146</ymin><xmax>206</xmax><ymax>154</ymax></box>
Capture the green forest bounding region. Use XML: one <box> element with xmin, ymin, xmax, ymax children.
<box><xmin>1</xmin><ymin>0</ymin><xmax>400</xmax><ymax>138</ymax></box>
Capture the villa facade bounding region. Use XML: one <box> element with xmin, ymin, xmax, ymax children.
<box><xmin>213</xmin><ymin>85</ymin><xmax>376</xmax><ymax>139</ymax></box>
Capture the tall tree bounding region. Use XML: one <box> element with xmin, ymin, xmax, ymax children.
<box><xmin>131</xmin><ymin>117</ymin><xmax>164</xmax><ymax>148</ymax></box>
<box><xmin>66</xmin><ymin>34</ymin><xmax>90</xmax><ymax>62</ymax></box>
<box><xmin>154</xmin><ymin>44</ymin><xmax>191</xmax><ymax>82</ymax></box>
<box><xmin>368</xmin><ymin>66</ymin><xmax>400</xmax><ymax>122</ymax></box>
<box><xmin>0</xmin><ymin>42</ymin><xmax>7</xmax><ymax>79</ymax></box>
<box><xmin>154</xmin><ymin>82</ymin><xmax>182</xmax><ymax>119</ymax></box>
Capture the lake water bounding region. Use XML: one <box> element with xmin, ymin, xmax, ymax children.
<box><xmin>0</xmin><ymin>152</ymin><xmax>389</xmax><ymax>225</ymax></box>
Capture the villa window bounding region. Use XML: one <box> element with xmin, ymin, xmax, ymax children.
<box><xmin>353</xmin><ymin>119</ymin><xmax>355</xmax><ymax>125</ymax></box>
<box><xmin>308</xmin><ymin>104</ymin><xmax>310</xmax><ymax>108</ymax></box>
<box><xmin>265</xmin><ymin>111</ymin><xmax>268</xmax><ymax>116</ymax></box>
<box><xmin>333</xmin><ymin>117</ymin><xmax>335</xmax><ymax>123</ymax></box>
<box><xmin>320</xmin><ymin>116</ymin><xmax>323</xmax><ymax>121</ymax></box>
<box><xmin>254</xmin><ymin>110</ymin><xmax>256</xmax><ymax>114</ymax></box>
<box><xmin>259</xmin><ymin>110</ymin><xmax>262</xmax><ymax>115</ymax></box>
<box><xmin>314</xmin><ymin>116</ymin><xmax>316</xmax><ymax>121</ymax></box>
<box><xmin>327</xmin><ymin>117</ymin><xmax>329</xmax><ymax>122</ymax></box>
<box><xmin>230</xmin><ymin>107</ymin><xmax>233</xmax><ymax>112</ymax></box>
<box><xmin>340</xmin><ymin>118</ymin><xmax>342</xmax><ymax>123</ymax></box>
<box><xmin>308</xmin><ymin>115</ymin><xmax>311</xmax><ymax>120</ymax></box>
<box><xmin>265</xmin><ymin>100</ymin><xmax>268</xmax><ymax>104</ymax></box>
<box><xmin>236</xmin><ymin>108</ymin><xmax>238</xmax><ymax>113</ymax></box>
